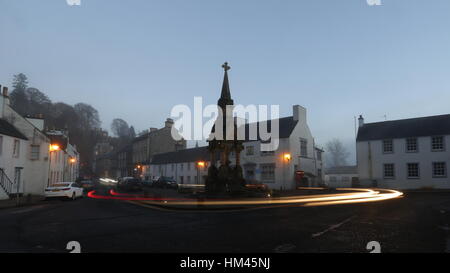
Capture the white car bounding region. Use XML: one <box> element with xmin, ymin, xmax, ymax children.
<box><xmin>45</xmin><ymin>182</ymin><xmax>84</xmax><ymax>200</ymax></box>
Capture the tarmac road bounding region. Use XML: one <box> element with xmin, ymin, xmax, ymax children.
<box><xmin>0</xmin><ymin>189</ymin><xmax>449</xmax><ymax>253</ymax></box>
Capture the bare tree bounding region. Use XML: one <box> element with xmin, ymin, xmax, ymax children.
<box><xmin>325</xmin><ymin>138</ymin><xmax>350</xmax><ymax>167</ymax></box>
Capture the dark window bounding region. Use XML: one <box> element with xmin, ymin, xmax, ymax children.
<box><xmin>432</xmin><ymin>136</ymin><xmax>445</xmax><ymax>151</ymax></box>
<box><xmin>432</xmin><ymin>162</ymin><xmax>447</xmax><ymax>177</ymax></box>
<box><xmin>407</xmin><ymin>163</ymin><xmax>420</xmax><ymax>178</ymax></box>
<box><xmin>260</xmin><ymin>164</ymin><xmax>275</xmax><ymax>182</ymax></box>
<box><xmin>383</xmin><ymin>164</ymin><xmax>395</xmax><ymax>178</ymax></box>
<box><xmin>300</xmin><ymin>139</ymin><xmax>308</xmax><ymax>157</ymax></box>
<box><xmin>406</xmin><ymin>138</ymin><xmax>418</xmax><ymax>152</ymax></box>
<box><xmin>383</xmin><ymin>140</ymin><xmax>393</xmax><ymax>153</ymax></box>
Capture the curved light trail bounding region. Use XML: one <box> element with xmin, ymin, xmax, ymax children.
<box><xmin>87</xmin><ymin>187</ymin><xmax>403</xmax><ymax>208</ymax></box>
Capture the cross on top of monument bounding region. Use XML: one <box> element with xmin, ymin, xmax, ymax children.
<box><xmin>222</xmin><ymin>62</ymin><xmax>230</xmax><ymax>72</ymax></box>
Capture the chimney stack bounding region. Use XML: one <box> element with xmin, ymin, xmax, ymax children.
<box><xmin>358</xmin><ymin>115</ymin><xmax>364</xmax><ymax>127</ymax></box>
<box><xmin>292</xmin><ymin>105</ymin><xmax>307</xmax><ymax>124</ymax></box>
<box><xmin>2</xmin><ymin>86</ymin><xmax>8</xmax><ymax>97</ymax></box>
<box><xmin>165</xmin><ymin>118</ymin><xmax>174</xmax><ymax>128</ymax></box>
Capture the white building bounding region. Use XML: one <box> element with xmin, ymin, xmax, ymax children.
<box><xmin>356</xmin><ymin>114</ymin><xmax>450</xmax><ymax>189</ymax></box>
<box><xmin>47</xmin><ymin>130</ymin><xmax>80</xmax><ymax>185</ymax></box>
<box><xmin>0</xmin><ymin>86</ymin><xmax>50</xmax><ymax>199</ymax></box>
<box><xmin>150</xmin><ymin>105</ymin><xmax>324</xmax><ymax>190</ymax></box>
<box><xmin>0</xmin><ymin>119</ymin><xmax>28</xmax><ymax>199</ymax></box>
<box><xmin>324</xmin><ymin>166</ymin><xmax>358</xmax><ymax>188</ymax></box>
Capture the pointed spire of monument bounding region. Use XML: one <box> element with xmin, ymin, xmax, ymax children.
<box><xmin>218</xmin><ymin>62</ymin><xmax>234</xmax><ymax>108</ymax></box>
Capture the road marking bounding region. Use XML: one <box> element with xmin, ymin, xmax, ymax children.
<box><xmin>274</xmin><ymin>243</ymin><xmax>296</xmax><ymax>253</ymax></box>
<box><xmin>8</xmin><ymin>205</ymin><xmax>49</xmax><ymax>214</ymax></box>
<box><xmin>311</xmin><ymin>216</ymin><xmax>356</xmax><ymax>238</ymax></box>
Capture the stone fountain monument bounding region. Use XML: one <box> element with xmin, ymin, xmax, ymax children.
<box><xmin>205</xmin><ymin>62</ymin><xmax>245</xmax><ymax>194</ymax></box>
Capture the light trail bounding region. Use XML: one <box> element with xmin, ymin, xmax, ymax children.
<box><xmin>87</xmin><ymin>188</ymin><xmax>403</xmax><ymax>208</ymax></box>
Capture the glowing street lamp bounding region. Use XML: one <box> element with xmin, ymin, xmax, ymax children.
<box><xmin>197</xmin><ymin>161</ymin><xmax>206</xmax><ymax>168</ymax></box>
<box><xmin>69</xmin><ymin>157</ymin><xmax>76</xmax><ymax>164</ymax></box>
<box><xmin>49</xmin><ymin>144</ymin><xmax>60</xmax><ymax>152</ymax></box>
<box><xmin>283</xmin><ymin>153</ymin><xmax>291</xmax><ymax>162</ymax></box>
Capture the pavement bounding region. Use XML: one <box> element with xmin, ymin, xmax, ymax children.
<box><xmin>0</xmin><ymin>187</ymin><xmax>449</xmax><ymax>253</ymax></box>
<box><xmin>0</xmin><ymin>195</ymin><xmax>45</xmax><ymax>210</ymax></box>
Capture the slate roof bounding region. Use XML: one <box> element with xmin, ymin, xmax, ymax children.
<box><xmin>325</xmin><ymin>166</ymin><xmax>357</xmax><ymax>175</ymax></box>
<box><xmin>151</xmin><ymin>146</ymin><xmax>212</xmax><ymax>164</ymax></box>
<box><xmin>242</xmin><ymin>116</ymin><xmax>298</xmax><ymax>142</ymax></box>
<box><xmin>356</xmin><ymin>114</ymin><xmax>450</xmax><ymax>142</ymax></box>
<box><xmin>0</xmin><ymin>119</ymin><xmax>28</xmax><ymax>140</ymax></box>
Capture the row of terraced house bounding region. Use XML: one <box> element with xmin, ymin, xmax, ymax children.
<box><xmin>0</xmin><ymin>85</ymin><xmax>80</xmax><ymax>200</ymax></box>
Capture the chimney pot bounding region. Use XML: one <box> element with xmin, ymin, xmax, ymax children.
<box><xmin>358</xmin><ymin>115</ymin><xmax>364</xmax><ymax>127</ymax></box>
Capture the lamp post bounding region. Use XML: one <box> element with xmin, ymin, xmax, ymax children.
<box><xmin>283</xmin><ymin>153</ymin><xmax>291</xmax><ymax>190</ymax></box>
<box><xmin>196</xmin><ymin>161</ymin><xmax>206</xmax><ymax>184</ymax></box>
<box><xmin>48</xmin><ymin>144</ymin><xmax>60</xmax><ymax>186</ymax></box>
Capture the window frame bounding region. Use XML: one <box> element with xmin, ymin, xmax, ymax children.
<box><xmin>300</xmin><ymin>138</ymin><xmax>308</xmax><ymax>157</ymax></box>
<box><xmin>407</xmin><ymin>163</ymin><xmax>420</xmax><ymax>179</ymax></box>
<box><xmin>405</xmin><ymin>137</ymin><xmax>418</xmax><ymax>153</ymax></box>
<box><xmin>13</xmin><ymin>139</ymin><xmax>20</xmax><ymax>158</ymax></box>
<box><xmin>30</xmin><ymin>144</ymin><xmax>40</xmax><ymax>160</ymax></box>
<box><xmin>382</xmin><ymin>139</ymin><xmax>394</xmax><ymax>154</ymax></box>
<box><xmin>431</xmin><ymin>136</ymin><xmax>445</xmax><ymax>152</ymax></box>
<box><xmin>260</xmin><ymin>163</ymin><xmax>275</xmax><ymax>182</ymax></box>
<box><xmin>383</xmin><ymin>163</ymin><xmax>395</xmax><ymax>179</ymax></box>
<box><xmin>432</xmin><ymin>162</ymin><xmax>447</xmax><ymax>178</ymax></box>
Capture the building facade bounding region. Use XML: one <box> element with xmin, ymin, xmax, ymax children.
<box><xmin>356</xmin><ymin>114</ymin><xmax>450</xmax><ymax>189</ymax></box>
<box><xmin>324</xmin><ymin>166</ymin><xmax>358</xmax><ymax>188</ymax></box>
<box><xmin>47</xmin><ymin>130</ymin><xmax>80</xmax><ymax>185</ymax></box>
<box><xmin>0</xmin><ymin>119</ymin><xmax>28</xmax><ymax>199</ymax></box>
<box><xmin>132</xmin><ymin>118</ymin><xmax>186</xmax><ymax>180</ymax></box>
<box><xmin>0</xmin><ymin>86</ymin><xmax>50</xmax><ymax>198</ymax></box>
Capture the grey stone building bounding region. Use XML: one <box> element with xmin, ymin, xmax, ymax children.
<box><xmin>132</xmin><ymin>118</ymin><xmax>186</xmax><ymax>180</ymax></box>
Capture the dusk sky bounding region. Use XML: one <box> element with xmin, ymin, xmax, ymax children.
<box><xmin>1</xmin><ymin>0</ymin><xmax>450</xmax><ymax>161</ymax></box>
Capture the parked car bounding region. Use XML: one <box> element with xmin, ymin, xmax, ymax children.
<box><xmin>152</xmin><ymin>176</ymin><xmax>178</xmax><ymax>189</ymax></box>
<box><xmin>79</xmin><ymin>180</ymin><xmax>94</xmax><ymax>192</ymax></box>
<box><xmin>45</xmin><ymin>182</ymin><xmax>84</xmax><ymax>200</ymax></box>
<box><xmin>117</xmin><ymin>177</ymin><xmax>142</xmax><ymax>191</ymax></box>
<box><xmin>141</xmin><ymin>180</ymin><xmax>154</xmax><ymax>188</ymax></box>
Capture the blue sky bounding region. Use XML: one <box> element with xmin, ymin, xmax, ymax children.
<box><xmin>1</xmin><ymin>0</ymin><xmax>450</xmax><ymax>162</ymax></box>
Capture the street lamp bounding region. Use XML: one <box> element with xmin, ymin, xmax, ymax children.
<box><xmin>48</xmin><ymin>144</ymin><xmax>61</xmax><ymax>186</ymax></box>
<box><xmin>196</xmin><ymin>161</ymin><xmax>206</xmax><ymax>184</ymax></box>
<box><xmin>282</xmin><ymin>153</ymin><xmax>291</xmax><ymax>190</ymax></box>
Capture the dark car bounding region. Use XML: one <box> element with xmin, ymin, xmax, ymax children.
<box><xmin>79</xmin><ymin>180</ymin><xmax>94</xmax><ymax>192</ymax></box>
<box><xmin>141</xmin><ymin>180</ymin><xmax>154</xmax><ymax>188</ymax></box>
<box><xmin>152</xmin><ymin>176</ymin><xmax>178</xmax><ymax>189</ymax></box>
<box><xmin>117</xmin><ymin>177</ymin><xmax>142</xmax><ymax>192</ymax></box>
